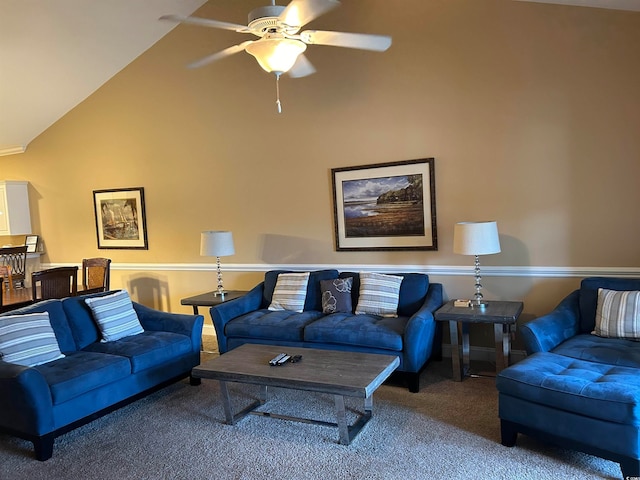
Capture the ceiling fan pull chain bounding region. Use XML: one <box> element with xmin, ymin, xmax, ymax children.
<box><xmin>275</xmin><ymin>72</ymin><xmax>282</xmax><ymax>113</ymax></box>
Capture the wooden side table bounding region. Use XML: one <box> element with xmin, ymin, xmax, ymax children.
<box><xmin>181</xmin><ymin>290</ymin><xmax>248</xmax><ymax>353</ymax></box>
<box><xmin>180</xmin><ymin>290</ymin><xmax>248</xmax><ymax>315</ymax></box>
<box><xmin>434</xmin><ymin>300</ymin><xmax>523</xmax><ymax>381</ymax></box>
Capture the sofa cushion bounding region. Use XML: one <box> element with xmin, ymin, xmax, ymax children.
<box><xmin>1</xmin><ymin>299</ymin><xmax>77</xmax><ymax>353</ymax></box>
<box><xmin>552</xmin><ymin>333</ymin><xmax>640</xmax><ymax>369</ymax></box>
<box><xmin>82</xmin><ymin>331</ymin><xmax>192</xmax><ymax>373</ymax></box>
<box><xmin>268</xmin><ymin>272</ymin><xmax>310</xmax><ymax>313</ymax></box>
<box><xmin>0</xmin><ymin>312</ymin><xmax>65</xmax><ymax>367</ymax></box>
<box><xmin>496</xmin><ymin>352</ymin><xmax>640</xmax><ymax>425</ymax></box>
<box><xmin>34</xmin><ymin>351</ymin><xmax>131</xmax><ymax>405</ymax></box>
<box><xmin>593</xmin><ymin>288</ymin><xmax>640</xmax><ymax>339</ymax></box>
<box><xmin>225</xmin><ymin>309</ymin><xmax>324</xmax><ymax>343</ymax></box>
<box><xmin>355</xmin><ymin>272</ymin><xmax>403</xmax><ymax>317</ymax></box>
<box><xmin>579</xmin><ymin>277</ymin><xmax>640</xmax><ymax>333</ymax></box>
<box><xmin>263</xmin><ymin>270</ymin><xmax>339</xmax><ymax>311</ymax></box>
<box><xmin>85</xmin><ymin>290</ymin><xmax>144</xmax><ymax>342</ymax></box>
<box><xmin>304</xmin><ymin>313</ymin><xmax>405</xmax><ymax>351</ymax></box>
<box><xmin>320</xmin><ymin>277</ymin><xmax>353</xmax><ymax>314</ymax></box>
<box><xmin>62</xmin><ymin>291</ymin><xmax>117</xmax><ymax>350</ymax></box>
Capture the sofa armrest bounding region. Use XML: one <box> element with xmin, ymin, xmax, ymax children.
<box><xmin>0</xmin><ymin>361</ymin><xmax>54</xmax><ymax>435</ymax></box>
<box><xmin>402</xmin><ymin>283</ymin><xmax>444</xmax><ymax>372</ymax></box>
<box><xmin>520</xmin><ymin>289</ymin><xmax>580</xmax><ymax>354</ymax></box>
<box><xmin>210</xmin><ymin>283</ymin><xmax>264</xmax><ymax>353</ymax></box>
<box><xmin>133</xmin><ymin>303</ymin><xmax>204</xmax><ymax>352</ymax></box>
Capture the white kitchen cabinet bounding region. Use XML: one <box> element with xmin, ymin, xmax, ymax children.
<box><xmin>0</xmin><ymin>180</ymin><xmax>32</xmax><ymax>235</ymax></box>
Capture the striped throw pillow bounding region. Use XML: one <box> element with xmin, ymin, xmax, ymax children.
<box><xmin>593</xmin><ymin>288</ymin><xmax>640</xmax><ymax>339</ymax></box>
<box><xmin>85</xmin><ymin>290</ymin><xmax>144</xmax><ymax>342</ymax></box>
<box><xmin>0</xmin><ymin>312</ymin><xmax>65</xmax><ymax>366</ymax></box>
<box><xmin>355</xmin><ymin>272</ymin><xmax>403</xmax><ymax>318</ymax></box>
<box><xmin>268</xmin><ymin>272</ymin><xmax>310</xmax><ymax>313</ymax></box>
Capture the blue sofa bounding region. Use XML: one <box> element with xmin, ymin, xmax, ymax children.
<box><xmin>496</xmin><ymin>277</ymin><xmax>640</xmax><ymax>478</ymax></box>
<box><xmin>0</xmin><ymin>291</ymin><xmax>204</xmax><ymax>460</ymax></box>
<box><xmin>210</xmin><ymin>270</ymin><xmax>444</xmax><ymax>392</ymax></box>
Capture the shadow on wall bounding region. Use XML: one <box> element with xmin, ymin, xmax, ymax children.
<box><xmin>260</xmin><ymin>234</ymin><xmax>334</xmax><ymax>264</ymax></box>
<box><xmin>481</xmin><ymin>234</ymin><xmax>533</xmax><ymax>300</ymax></box>
<box><xmin>127</xmin><ymin>274</ymin><xmax>171</xmax><ymax>311</ymax></box>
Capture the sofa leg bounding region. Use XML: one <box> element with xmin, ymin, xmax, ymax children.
<box><xmin>620</xmin><ymin>458</ymin><xmax>640</xmax><ymax>478</ymax></box>
<box><xmin>34</xmin><ymin>434</ymin><xmax>55</xmax><ymax>461</ymax></box>
<box><xmin>189</xmin><ymin>375</ymin><xmax>201</xmax><ymax>386</ymax></box>
<box><xmin>500</xmin><ymin>420</ymin><xmax>518</xmax><ymax>447</ymax></box>
<box><xmin>407</xmin><ymin>373</ymin><xmax>420</xmax><ymax>393</ymax></box>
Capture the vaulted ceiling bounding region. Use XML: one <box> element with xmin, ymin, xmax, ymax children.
<box><xmin>1</xmin><ymin>0</ymin><xmax>638</xmax><ymax>156</ymax></box>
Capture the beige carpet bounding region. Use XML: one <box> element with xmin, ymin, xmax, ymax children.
<box><xmin>0</xmin><ymin>337</ymin><xmax>622</xmax><ymax>479</ymax></box>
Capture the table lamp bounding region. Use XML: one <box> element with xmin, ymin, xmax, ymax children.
<box><xmin>200</xmin><ymin>231</ymin><xmax>235</xmax><ymax>299</ymax></box>
<box><xmin>453</xmin><ymin>221</ymin><xmax>501</xmax><ymax>309</ymax></box>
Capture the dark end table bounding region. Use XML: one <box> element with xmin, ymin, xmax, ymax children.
<box><xmin>180</xmin><ymin>290</ymin><xmax>248</xmax><ymax>315</ymax></box>
<box><xmin>434</xmin><ymin>300</ymin><xmax>524</xmax><ymax>381</ymax></box>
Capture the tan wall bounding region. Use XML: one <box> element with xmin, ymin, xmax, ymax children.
<box><xmin>2</xmin><ymin>0</ymin><xmax>640</xmax><ymax>350</ymax></box>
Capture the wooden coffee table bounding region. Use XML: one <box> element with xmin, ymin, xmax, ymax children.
<box><xmin>192</xmin><ymin>344</ymin><xmax>400</xmax><ymax>445</ymax></box>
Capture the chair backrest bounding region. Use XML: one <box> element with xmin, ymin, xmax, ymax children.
<box><xmin>0</xmin><ymin>265</ymin><xmax>13</xmax><ymax>292</ymax></box>
<box><xmin>82</xmin><ymin>258</ymin><xmax>111</xmax><ymax>292</ymax></box>
<box><xmin>0</xmin><ymin>245</ymin><xmax>27</xmax><ymax>288</ymax></box>
<box><xmin>32</xmin><ymin>266</ymin><xmax>78</xmax><ymax>300</ymax></box>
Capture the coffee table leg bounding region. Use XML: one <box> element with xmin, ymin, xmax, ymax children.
<box><xmin>219</xmin><ymin>380</ymin><xmax>235</xmax><ymax>425</ymax></box>
<box><xmin>334</xmin><ymin>395</ymin><xmax>350</xmax><ymax>445</ymax></box>
<box><xmin>334</xmin><ymin>394</ymin><xmax>373</xmax><ymax>445</ymax></box>
<box><xmin>494</xmin><ymin>323</ymin><xmax>511</xmax><ymax>373</ymax></box>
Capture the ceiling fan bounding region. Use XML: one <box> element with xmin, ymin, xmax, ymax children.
<box><xmin>160</xmin><ymin>0</ymin><xmax>392</xmax><ymax>112</ymax></box>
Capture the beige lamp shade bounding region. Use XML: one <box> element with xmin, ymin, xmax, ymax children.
<box><xmin>453</xmin><ymin>221</ymin><xmax>501</xmax><ymax>256</ymax></box>
<box><xmin>200</xmin><ymin>231</ymin><xmax>235</xmax><ymax>257</ymax></box>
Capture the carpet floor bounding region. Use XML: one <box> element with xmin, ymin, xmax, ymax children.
<box><xmin>0</xmin><ymin>339</ymin><xmax>623</xmax><ymax>479</ymax></box>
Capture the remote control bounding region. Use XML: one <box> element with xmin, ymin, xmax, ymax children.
<box><xmin>276</xmin><ymin>354</ymin><xmax>291</xmax><ymax>365</ymax></box>
<box><xmin>269</xmin><ymin>353</ymin><xmax>287</xmax><ymax>366</ymax></box>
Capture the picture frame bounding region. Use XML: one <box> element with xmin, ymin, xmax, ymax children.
<box><xmin>93</xmin><ymin>187</ymin><xmax>148</xmax><ymax>250</ymax></box>
<box><xmin>25</xmin><ymin>234</ymin><xmax>39</xmax><ymax>253</ymax></box>
<box><xmin>331</xmin><ymin>158</ymin><xmax>437</xmax><ymax>251</ymax></box>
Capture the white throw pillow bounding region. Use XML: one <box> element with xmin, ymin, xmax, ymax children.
<box><xmin>593</xmin><ymin>288</ymin><xmax>640</xmax><ymax>339</ymax></box>
<box><xmin>268</xmin><ymin>272</ymin><xmax>310</xmax><ymax>313</ymax></box>
<box><xmin>0</xmin><ymin>312</ymin><xmax>65</xmax><ymax>366</ymax></box>
<box><xmin>85</xmin><ymin>290</ymin><xmax>144</xmax><ymax>342</ymax></box>
<box><xmin>355</xmin><ymin>272</ymin><xmax>403</xmax><ymax>318</ymax></box>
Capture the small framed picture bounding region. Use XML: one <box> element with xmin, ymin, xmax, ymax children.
<box><xmin>25</xmin><ymin>235</ymin><xmax>39</xmax><ymax>253</ymax></box>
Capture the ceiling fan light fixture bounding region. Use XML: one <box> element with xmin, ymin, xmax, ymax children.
<box><xmin>245</xmin><ymin>37</ymin><xmax>307</xmax><ymax>74</ymax></box>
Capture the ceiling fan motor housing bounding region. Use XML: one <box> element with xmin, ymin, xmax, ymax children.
<box><xmin>248</xmin><ymin>5</ymin><xmax>299</xmax><ymax>36</ymax></box>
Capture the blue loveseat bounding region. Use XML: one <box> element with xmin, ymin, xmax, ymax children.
<box><xmin>496</xmin><ymin>277</ymin><xmax>640</xmax><ymax>478</ymax></box>
<box><xmin>210</xmin><ymin>270</ymin><xmax>444</xmax><ymax>392</ymax></box>
<box><xmin>0</xmin><ymin>291</ymin><xmax>203</xmax><ymax>460</ymax></box>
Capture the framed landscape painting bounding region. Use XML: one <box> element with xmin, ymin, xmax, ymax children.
<box><xmin>331</xmin><ymin>158</ymin><xmax>437</xmax><ymax>251</ymax></box>
<box><xmin>93</xmin><ymin>187</ymin><xmax>148</xmax><ymax>250</ymax></box>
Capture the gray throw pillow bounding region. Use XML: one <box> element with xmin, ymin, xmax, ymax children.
<box><xmin>320</xmin><ymin>277</ymin><xmax>353</xmax><ymax>314</ymax></box>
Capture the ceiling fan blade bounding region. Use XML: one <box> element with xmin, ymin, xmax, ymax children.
<box><xmin>187</xmin><ymin>41</ymin><xmax>255</xmax><ymax>69</ymax></box>
<box><xmin>301</xmin><ymin>30</ymin><xmax>392</xmax><ymax>51</ymax></box>
<box><xmin>159</xmin><ymin>14</ymin><xmax>250</xmax><ymax>33</ymax></box>
<box><xmin>287</xmin><ymin>54</ymin><xmax>316</xmax><ymax>78</ymax></box>
<box><xmin>278</xmin><ymin>0</ymin><xmax>340</xmax><ymax>28</ymax></box>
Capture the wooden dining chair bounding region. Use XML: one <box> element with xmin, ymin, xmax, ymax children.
<box><xmin>81</xmin><ymin>258</ymin><xmax>111</xmax><ymax>292</ymax></box>
<box><xmin>31</xmin><ymin>266</ymin><xmax>78</xmax><ymax>301</ymax></box>
<box><xmin>0</xmin><ymin>265</ymin><xmax>13</xmax><ymax>292</ymax></box>
<box><xmin>0</xmin><ymin>245</ymin><xmax>27</xmax><ymax>288</ymax></box>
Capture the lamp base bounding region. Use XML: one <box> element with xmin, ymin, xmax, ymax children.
<box><xmin>213</xmin><ymin>290</ymin><xmax>227</xmax><ymax>300</ymax></box>
<box><xmin>470</xmin><ymin>301</ymin><xmax>489</xmax><ymax>310</ymax></box>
